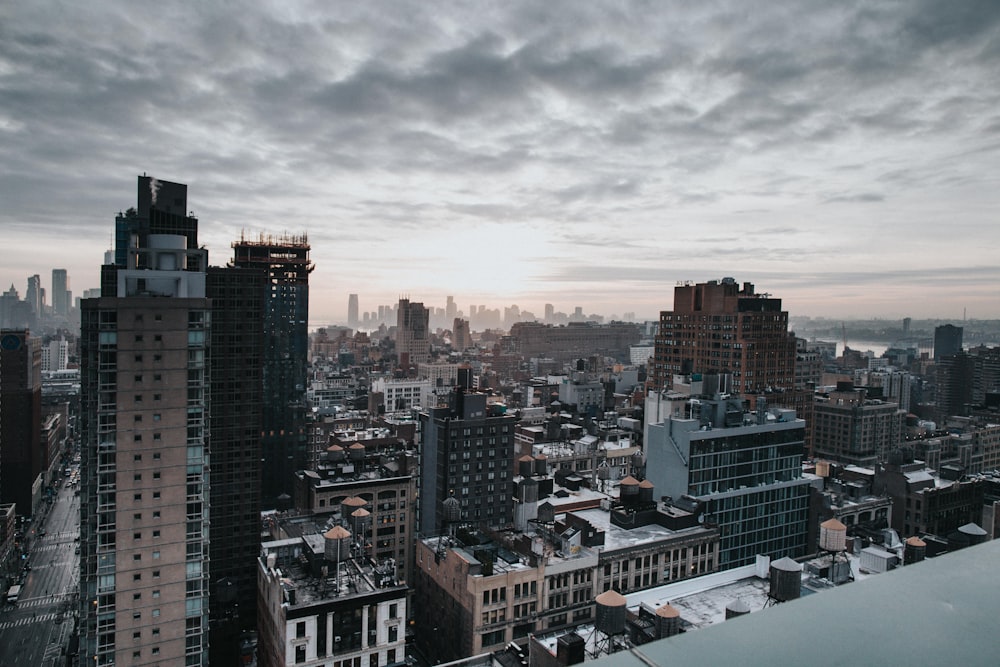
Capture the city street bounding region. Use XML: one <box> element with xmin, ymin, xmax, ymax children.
<box><xmin>1</xmin><ymin>472</ymin><xmax>79</xmax><ymax>666</ymax></box>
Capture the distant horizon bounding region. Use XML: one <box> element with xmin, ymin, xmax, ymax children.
<box><xmin>4</xmin><ymin>3</ymin><xmax>1000</xmax><ymax>326</ymax></box>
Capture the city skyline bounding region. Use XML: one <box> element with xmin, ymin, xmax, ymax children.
<box><xmin>2</xmin><ymin>2</ymin><xmax>1000</xmax><ymax>322</ymax></box>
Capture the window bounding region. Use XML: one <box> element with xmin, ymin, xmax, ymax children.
<box><xmin>133</xmin><ymin>513</ymin><xmax>142</xmax><ymax>520</ymax></box>
<box><xmin>133</xmin><ymin>574</ymin><xmax>141</xmax><ymax>582</ymax></box>
<box><xmin>153</xmin><ymin>394</ymin><xmax>161</xmax><ymax>401</ymax></box>
<box><xmin>133</xmin><ymin>554</ymin><xmax>141</xmax><ymax>561</ymax></box>
<box><xmin>152</xmin><ymin>609</ymin><xmax>160</xmax><ymax>618</ymax></box>
<box><xmin>153</xmin><ymin>590</ymin><xmax>160</xmax><ymax>598</ymax></box>
<box><xmin>153</xmin><ymin>570</ymin><xmax>161</xmax><ymax>578</ymax></box>
<box><xmin>133</xmin><ymin>532</ymin><xmax>141</xmax><ymax>540</ymax></box>
<box><xmin>134</xmin><ymin>415</ymin><xmax>142</xmax><ymax>423</ymax></box>
<box><xmin>153</xmin><ymin>550</ymin><xmax>160</xmax><ymax>559</ymax></box>
<box><xmin>134</xmin><ymin>394</ymin><xmax>142</xmax><ymax>402</ymax></box>
<box><xmin>153</xmin><ymin>473</ymin><xmax>160</xmax><ymax>480</ymax></box>
<box><xmin>153</xmin><ymin>492</ymin><xmax>160</xmax><ymax>499</ymax></box>
<box><xmin>153</xmin><ymin>374</ymin><xmax>162</xmax><ymax>381</ymax></box>
<box><xmin>153</xmin><ymin>414</ymin><xmax>161</xmax><ymax>421</ymax></box>
<box><xmin>152</xmin><ymin>628</ymin><xmax>160</xmax><ymax>637</ymax></box>
<box><xmin>133</xmin><ymin>632</ymin><xmax>141</xmax><ymax>640</ymax></box>
<box><xmin>153</xmin><ymin>511</ymin><xmax>161</xmax><ymax>519</ymax></box>
<box><xmin>154</xmin><ymin>335</ymin><xmax>162</xmax><ymax>342</ymax></box>
<box><xmin>134</xmin><ymin>474</ymin><xmax>142</xmax><ymax>482</ymax></box>
<box><xmin>153</xmin><ymin>453</ymin><xmax>161</xmax><ymax>461</ymax></box>
<box><xmin>133</xmin><ymin>651</ymin><xmax>141</xmax><ymax>659</ymax></box>
<box><xmin>153</xmin><ymin>530</ymin><xmax>160</xmax><ymax>538</ymax></box>
<box><xmin>133</xmin><ymin>612</ymin><xmax>141</xmax><ymax>620</ymax></box>
<box><xmin>134</xmin><ymin>493</ymin><xmax>142</xmax><ymax>501</ymax></box>
<box><xmin>134</xmin><ymin>454</ymin><xmax>142</xmax><ymax>462</ymax></box>
<box><xmin>133</xmin><ymin>593</ymin><xmax>141</xmax><ymax>601</ymax></box>
<box><xmin>152</xmin><ymin>647</ymin><xmax>159</xmax><ymax>656</ymax></box>
<box><xmin>134</xmin><ymin>354</ymin><xmax>143</xmax><ymax>362</ymax></box>
<box><xmin>296</xmin><ymin>621</ymin><xmax>306</xmax><ymax>638</ymax></box>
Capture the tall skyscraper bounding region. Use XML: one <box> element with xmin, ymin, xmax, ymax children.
<box><xmin>231</xmin><ymin>233</ymin><xmax>312</xmax><ymax>506</ymax></box>
<box><xmin>80</xmin><ymin>219</ymin><xmax>212</xmax><ymax>664</ymax></box>
<box><xmin>396</xmin><ymin>298</ymin><xmax>430</xmax><ymax>368</ymax></box>
<box><xmin>205</xmin><ymin>265</ymin><xmax>265</xmax><ymax>663</ymax></box>
<box><xmin>26</xmin><ymin>274</ymin><xmax>41</xmax><ymax>317</ymax></box>
<box><xmin>934</xmin><ymin>324</ymin><xmax>964</xmax><ymax>361</ymax></box>
<box><xmin>348</xmin><ymin>293</ymin><xmax>359</xmax><ymax>328</ymax></box>
<box><xmin>0</xmin><ymin>329</ymin><xmax>42</xmax><ymax>515</ymax></box>
<box><xmin>51</xmin><ymin>268</ymin><xmax>69</xmax><ymax>317</ymax></box>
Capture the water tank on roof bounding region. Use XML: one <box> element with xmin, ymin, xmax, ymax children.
<box><xmin>631</xmin><ymin>451</ymin><xmax>646</xmax><ymax>474</ymax></box>
<box><xmin>327</xmin><ymin>444</ymin><xmax>346</xmax><ymax>462</ymax></box>
<box><xmin>904</xmin><ymin>536</ymin><xmax>926</xmax><ymax>565</ymax></box>
<box><xmin>348</xmin><ymin>442</ymin><xmax>366</xmax><ymax>462</ymax></box>
<box><xmin>815</xmin><ymin>460</ymin><xmax>830</xmax><ymax>477</ymax></box>
<box><xmin>819</xmin><ymin>518</ymin><xmax>847</xmax><ymax>552</ymax></box>
<box><xmin>948</xmin><ymin>522</ymin><xmax>988</xmax><ymax>551</ymax></box>
<box><xmin>518</xmin><ymin>478</ymin><xmax>539</xmax><ymax>504</ymax></box>
<box><xmin>518</xmin><ymin>455</ymin><xmax>534</xmax><ymax>478</ymax></box>
<box><xmin>534</xmin><ymin>455</ymin><xmax>547</xmax><ymax>476</ymax></box>
<box><xmin>619</xmin><ymin>476</ymin><xmax>640</xmax><ymax>504</ymax></box>
<box><xmin>341</xmin><ymin>496</ymin><xmax>367</xmax><ymax>518</ymax></box>
<box><xmin>324</xmin><ymin>525</ymin><xmax>353</xmax><ymax>563</ymax></box>
<box><xmin>725</xmin><ymin>599</ymin><xmax>751</xmax><ymax>619</ymax></box>
<box><xmin>638</xmin><ymin>479</ymin><xmax>655</xmax><ymax>504</ymax></box>
<box><xmin>597</xmin><ymin>466</ymin><xmax>610</xmax><ymax>481</ymax></box>
<box><xmin>769</xmin><ymin>557</ymin><xmax>802</xmax><ymax>602</ymax></box>
<box><xmin>350</xmin><ymin>508</ymin><xmax>371</xmax><ymax>535</ymax></box>
<box><xmin>654</xmin><ymin>604</ymin><xmax>681</xmax><ymax>638</ymax></box>
<box><xmin>594</xmin><ymin>590</ymin><xmax>627</xmax><ymax>635</ymax></box>
<box><xmin>442</xmin><ymin>496</ymin><xmax>461</xmax><ymax>524</ymax></box>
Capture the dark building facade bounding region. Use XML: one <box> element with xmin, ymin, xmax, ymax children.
<box><xmin>231</xmin><ymin>234</ymin><xmax>313</xmax><ymax>506</ymax></box>
<box><xmin>933</xmin><ymin>324</ymin><xmax>963</xmax><ymax>361</ymax></box>
<box><xmin>0</xmin><ymin>329</ymin><xmax>42</xmax><ymax>515</ymax></box>
<box><xmin>507</xmin><ymin>321</ymin><xmax>640</xmax><ymax>363</ymax></box>
<box><xmin>418</xmin><ymin>390</ymin><xmax>516</xmax><ymax>534</ymax></box>
<box><xmin>205</xmin><ymin>265</ymin><xmax>265</xmax><ymax>662</ymax></box>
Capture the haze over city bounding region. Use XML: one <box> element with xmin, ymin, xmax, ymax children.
<box><xmin>2</xmin><ymin>1</ymin><xmax>999</xmax><ymax>322</ymax></box>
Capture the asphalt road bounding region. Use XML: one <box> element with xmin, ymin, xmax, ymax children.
<box><xmin>0</xmin><ymin>476</ymin><xmax>79</xmax><ymax>666</ymax></box>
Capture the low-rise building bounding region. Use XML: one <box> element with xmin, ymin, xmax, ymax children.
<box><xmin>258</xmin><ymin>531</ymin><xmax>407</xmax><ymax>667</ymax></box>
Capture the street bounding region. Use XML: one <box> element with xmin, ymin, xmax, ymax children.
<box><xmin>0</xmin><ymin>471</ymin><xmax>79</xmax><ymax>666</ymax></box>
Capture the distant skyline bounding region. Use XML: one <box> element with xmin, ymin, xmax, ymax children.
<box><xmin>2</xmin><ymin>2</ymin><xmax>999</xmax><ymax>323</ymax></box>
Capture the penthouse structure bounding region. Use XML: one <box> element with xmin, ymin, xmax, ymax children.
<box><xmin>258</xmin><ymin>530</ymin><xmax>407</xmax><ymax>667</ymax></box>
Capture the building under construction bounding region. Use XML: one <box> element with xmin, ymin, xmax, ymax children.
<box><xmin>231</xmin><ymin>233</ymin><xmax>314</xmax><ymax>506</ymax></box>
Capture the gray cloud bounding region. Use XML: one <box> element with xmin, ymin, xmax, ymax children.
<box><xmin>1</xmin><ymin>1</ymin><xmax>999</xmax><ymax>319</ymax></box>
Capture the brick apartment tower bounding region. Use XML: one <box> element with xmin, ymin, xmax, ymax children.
<box><xmin>648</xmin><ymin>278</ymin><xmax>815</xmax><ymax>453</ymax></box>
<box><xmin>81</xmin><ymin>208</ymin><xmax>212</xmax><ymax>664</ymax></box>
<box><xmin>81</xmin><ymin>176</ymin><xmax>266</xmax><ymax>666</ymax></box>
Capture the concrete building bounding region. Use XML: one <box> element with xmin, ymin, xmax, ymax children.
<box><xmin>347</xmin><ymin>293</ymin><xmax>359</xmax><ymax>329</ymax></box>
<box><xmin>508</xmin><ymin>322</ymin><xmax>641</xmax><ymax>363</ymax></box>
<box><xmin>418</xmin><ymin>389</ymin><xmax>516</xmax><ymax>534</ymax></box>
<box><xmin>645</xmin><ymin>383</ymin><xmax>813</xmax><ymax>569</ymax></box>
<box><xmin>371</xmin><ymin>377</ymin><xmax>435</xmax><ymax>414</ymax></box>
<box><xmin>0</xmin><ymin>329</ymin><xmax>43</xmax><ymax>515</ymax></box>
<box><xmin>396</xmin><ymin>299</ymin><xmax>431</xmax><ymax>367</ymax></box>
<box><xmin>80</xmin><ymin>227</ymin><xmax>212</xmax><ymax>664</ymax></box>
<box><xmin>258</xmin><ymin>531</ymin><xmax>407</xmax><ymax>667</ymax></box>
<box><xmin>812</xmin><ymin>383</ymin><xmax>906</xmax><ymax>468</ymax></box>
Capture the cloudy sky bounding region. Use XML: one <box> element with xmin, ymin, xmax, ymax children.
<box><xmin>2</xmin><ymin>1</ymin><xmax>999</xmax><ymax>324</ymax></box>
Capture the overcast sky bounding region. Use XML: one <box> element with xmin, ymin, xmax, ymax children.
<box><xmin>2</xmin><ymin>1</ymin><xmax>999</xmax><ymax>325</ymax></box>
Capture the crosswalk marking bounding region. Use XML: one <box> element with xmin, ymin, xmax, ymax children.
<box><xmin>0</xmin><ymin>613</ymin><xmax>58</xmax><ymax>630</ymax></box>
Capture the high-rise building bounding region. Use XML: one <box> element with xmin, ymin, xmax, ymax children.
<box><xmin>51</xmin><ymin>268</ymin><xmax>70</xmax><ymax>318</ymax></box>
<box><xmin>80</xmin><ymin>223</ymin><xmax>212</xmax><ymax>664</ymax></box>
<box><xmin>934</xmin><ymin>324</ymin><xmax>964</xmax><ymax>361</ymax></box>
<box><xmin>418</xmin><ymin>389</ymin><xmax>516</xmax><ymax>534</ymax></box>
<box><xmin>205</xmin><ymin>264</ymin><xmax>265</xmax><ymax>662</ymax></box>
<box><xmin>231</xmin><ymin>233</ymin><xmax>312</xmax><ymax>506</ymax></box>
<box><xmin>26</xmin><ymin>275</ymin><xmax>41</xmax><ymax>317</ymax></box>
<box><xmin>645</xmin><ymin>380</ymin><xmax>812</xmax><ymax>569</ymax></box>
<box><xmin>453</xmin><ymin>318</ymin><xmax>473</xmax><ymax>351</ymax></box>
<box><xmin>648</xmin><ymin>278</ymin><xmax>797</xmax><ymax>397</ymax></box>
<box><xmin>0</xmin><ymin>329</ymin><xmax>42</xmax><ymax>515</ymax></box>
<box><xmin>347</xmin><ymin>293</ymin><xmax>359</xmax><ymax>328</ymax></box>
<box><xmin>396</xmin><ymin>298</ymin><xmax>430</xmax><ymax>368</ymax></box>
